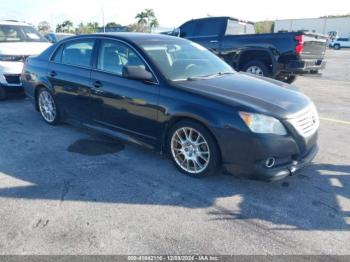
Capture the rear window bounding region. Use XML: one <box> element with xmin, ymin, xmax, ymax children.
<box><xmin>225</xmin><ymin>20</ymin><xmax>255</xmax><ymax>35</ymax></box>
<box><xmin>0</xmin><ymin>25</ymin><xmax>47</xmax><ymax>43</ymax></box>
<box><xmin>196</xmin><ymin>19</ymin><xmax>224</xmax><ymax>36</ymax></box>
<box><xmin>180</xmin><ymin>22</ymin><xmax>197</xmax><ymax>38</ymax></box>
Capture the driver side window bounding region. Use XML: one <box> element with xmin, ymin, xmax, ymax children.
<box><xmin>97</xmin><ymin>40</ymin><xmax>146</xmax><ymax>76</ymax></box>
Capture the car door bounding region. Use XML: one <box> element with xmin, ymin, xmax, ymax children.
<box><xmin>48</xmin><ymin>39</ymin><xmax>95</xmax><ymax>122</ymax></box>
<box><xmin>90</xmin><ymin>39</ymin><xmax>160</xmax><ymax>145</ymax></box>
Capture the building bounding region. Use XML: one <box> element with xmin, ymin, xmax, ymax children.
<box><xmin>274</xmin><ymin>17</ymin><xmax>350</xmax><ymax>38</ymax></box>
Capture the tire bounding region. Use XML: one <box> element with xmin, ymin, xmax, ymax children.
<box><xmin>0</xmin><ymin>88</ymin><xmax>6</xmax><ymax>100</ymax></box>
<box><xmin>242</xmin><ymin>60</ymin><xmax>270</xmax><ymax>77</ymax></box>
<box><xmin>37</xmin><ymin>87</ymin><xmax>60</xmax><ymax>125</ymax></box>
<box><xmin>282</xmin><ymin>75</ymin><xmax>297</xmax><ymax>84</ymax></box>
<box><xmin>167</xmin><ymin>120</ymin><xmax>220</xmax><ymax>178</ymax></box>
<box><xmin>334</xmin><ymin>44</ymin><xmax>341</xmax><ymax>50</ymax></box>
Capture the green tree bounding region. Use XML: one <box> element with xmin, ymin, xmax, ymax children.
<box><xmin>150</xmin><ymin>18</ymin><xmax>159</xmax><ymax>32</ymax></box>
<box><xmin>135</xmin><ymin>9</ymin><xmax>159</xmax><ymax>32</ymax></box>
<box><xmin>320</xmin><ymin>14</ymin><xmax>350</xmax><ymax>18</ymax></box>
<box><xmin>135</xmin><ymin>11</ymin><xmax>148</xmax><ymax>32</ymax></box>
<box><xmin>106</xmin><ymin>22</ymin><xmax>121</xmax><ymax>28</ymax></box>
<box><xmin>75</xmin><ymin>22</ymin><xmax>99</xmax><ymax>34</ymax></box>
<box><xmin>56</xmin><ymin>20</ymin><xmax>74</xmax><ymax>33</ymax></box>
<box><xmin>38</xmin><ymin>21</ymin><xmax>51</xmax><ymax>34</ymax></box>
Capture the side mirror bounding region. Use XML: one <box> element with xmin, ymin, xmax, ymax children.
<box><xmin>122</xmin><ymin>66</ymin><xmax>154</xmax><ymax>82</ymax></box>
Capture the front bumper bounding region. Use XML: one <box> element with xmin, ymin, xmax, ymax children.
<box><xmin>215</xmin><ymin>127</ymin><xmax>319</xmax><ymax>181</ymax></box>
<box><xmin>244</xmin><ymin>144</ymin><xmax>318</xmax><ymax>181</ymax></box>
<box><xmin>0</xmin><ymin>61</ymin><xmax>24</xmax><ymax>89</ymax></box>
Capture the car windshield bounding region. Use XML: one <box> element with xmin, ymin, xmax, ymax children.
<box><xmin>0</xmin><ymin>25</ymin><xmax>47</xmax><ymax>43</ymax></box>
<box><xmin>140</xmin><ymin>40</ymin><xmax>234</xmax><ymax>81</ymax></box>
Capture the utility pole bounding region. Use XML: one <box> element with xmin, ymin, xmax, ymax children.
<box><xmin>102</xmin><ymin>6</ymin><xmax>105</xmax><ymax>32</ymax></box>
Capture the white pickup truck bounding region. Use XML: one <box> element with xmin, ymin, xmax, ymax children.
<box><xmin>0</xmin><ymin>20</ymin><xmax>51</xmax><ymax>100</ymax></box>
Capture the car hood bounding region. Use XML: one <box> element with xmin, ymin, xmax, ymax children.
<box><xmin>0</xmin><ymin>42</ymin><xmax>52</xmax><ymax>56</ymax></box>
<box><xmin>174</xmin><ymin>73</ymin><xmax>311</xmax><ymax>119</ymax></box>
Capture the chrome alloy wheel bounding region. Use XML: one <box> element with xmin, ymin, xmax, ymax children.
<box><xmin>171</xmin><ymin>127</ymin><xmax>210</xmax><ymax>174</ymax></box>
<box><xmin>38</xmin><ymin>90</ymin><xmax>57</xmax><ymax>123</ymax></box>
<box><xmin>246</xmin><ymin>65</ymin><xmax>264</xmax><ymax>76</ymax></box>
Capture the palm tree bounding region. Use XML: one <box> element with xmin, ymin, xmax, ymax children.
<box><xmin>135</xmin><ymin>11</ymin><xmax>148</xmax><ymax>32</ymax></box>
<box><xmin>150</xmin><ymin>18</ymin><xmax>159</xmax><ymax>32</ymax></box>
<box><xmin>87</xmin><ymin>22</ymin><xmax>99</xmax><ymax>33</ymax></box>
<box><xmin>144</xmin><ymin>9</ymin><xmax>155</xmax><ymax>20</ymax></box>
<box><xmin>144</xmin><ymin>9</ymin><xmax>156</xmax><ymax>32</ymax></box>
<box><xmin>62</xmin><ymin>20</ymin><xmax>73</xmax><ymax>33</ymax></box>
<box><xmin>136</xmin><ymin>9</ymin><xmax>158</xmax><ymax>32</ymax></box>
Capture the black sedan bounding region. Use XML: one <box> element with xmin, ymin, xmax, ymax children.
<box><xmin>22</xmin><ymin>33</ymin><xmax>319</xmax><ymax>181</ymax></box>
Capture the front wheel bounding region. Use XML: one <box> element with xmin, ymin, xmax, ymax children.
<box><xmin>37</xmin><ymin>87</ymin><xmax>60</xmax><ymax>125</ymax></box>
<box><xmin>334</xmin><ymin>44</ymin><xmax>341</xmax><ymax>50</ymax></box>
<box><xmin>168</xmin><ymin>120</ymin><xmax>220</xmax><ymax>177</ymax></box>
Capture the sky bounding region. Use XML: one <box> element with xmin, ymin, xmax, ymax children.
<box><xmin>0</xmin><ymin>0</ymin><xmax>350</xmax><ymax>29</ymax></box>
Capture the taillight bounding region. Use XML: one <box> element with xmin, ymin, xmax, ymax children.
<box><xmin>295</xmin><ymin>35</ymin><xmax>304</xmax><ymax>55</ymax></box>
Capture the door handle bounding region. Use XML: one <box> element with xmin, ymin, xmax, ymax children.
<box><xmin>210</xmin><ymin>40</ymin><xmax>219</xmax><ymax>43</ymax></box>
<box><xmin>49</xmin><ymin>71</ymin><xmax>57</xmax><ymax>77</ymax></box>
<box><xmin>92</xmin><ymin>80</ymin><xmax>102</xmax><ymax>88</ymax></box>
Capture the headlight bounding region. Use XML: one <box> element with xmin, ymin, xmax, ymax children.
<box><xmin>239</xmin><ymin>112</ymin><xmax>287</xmax><ymax>135</ymax></box>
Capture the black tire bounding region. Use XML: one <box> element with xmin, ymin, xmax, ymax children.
<box><xmin>242</xmin><ymin>60</ymin><xmax>271</xmax><ymax>77</ymax></box>
<box><xmin>334</xmin><ymin>44</ymin><xmax>341</xmax><ymax>50</ymax></box>
<box><xmin>167</xmin><ymin>120</ymin><xmax>220</xmax><ymax>178</ymax></box>
<box><xmin>282</xmin><ymin>75</ymin><xmax>297</xmax><ymax>84</ymax></box>
<box><xmin>0</xmin><ymin>88</ymin><xmax>6</xmax><ymax>100</ymax></box>
<box><xmin>36</xmin><ymin>87</ymin><xmax>60</xmax><ymax>125</ymax></box>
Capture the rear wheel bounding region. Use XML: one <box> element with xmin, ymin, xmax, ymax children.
<box><xmin>0</xmin><ymin>88</ymin><xmax>6</xmax><ymax>100</ymax></box>
<box><xmin>168</xmin><ymin>120</ymin><xmax>220</xmax><ymax>178</ymax></box>
<box><xmin>37</xmin><ymin>87</ymin><xmax>60</xmax><ymax>125</ymax></box>
<box><xmin>242</xmin><ymin>60</ymin><xmax>270</xmax><ymax>77</ymax></box>
<box><xmin>334</xmin><ymin>44</ymin><xmax>341</xmax><ymax>50</ymax></box>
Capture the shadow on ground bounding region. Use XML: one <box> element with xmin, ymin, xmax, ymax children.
<box><xmin>0</xmin><ymin>94</ymin><xmax>349</xmax><ymax>231</ymax></box>
<box><xmin>0</xmin><ymin>142</ymin><xmax>349</xmax><ymax>231</ymax></box>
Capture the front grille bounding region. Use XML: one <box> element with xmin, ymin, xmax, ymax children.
<box><xmin>4</xmin><ymin>74</ymin><xmax>21</xmax><ymax>85</ymax></box>
<box><xmin>287</xmin><ymin>104</ymin><xmax>319</xmax><ymax>138</ymax></box>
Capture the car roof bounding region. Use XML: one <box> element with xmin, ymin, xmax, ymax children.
<box><xmin>185</xmin><ymin>16</ymin><xmax>255</xmax><ymax>25</ymax></box>
<box><xmin>0</xmin><ymin>20</ymin><xmax>32</xmax><ymax>26</ymax></box>
<box><xmin>68</xmin><ymin>32</ymin><xmax>187</xmax><ymax>44</ymax></box>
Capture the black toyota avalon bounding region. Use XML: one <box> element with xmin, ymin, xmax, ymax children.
<box><xmin>22</xmin><ymin>33</ymin><xmax>319</xmax><ymax>181</ymax></box>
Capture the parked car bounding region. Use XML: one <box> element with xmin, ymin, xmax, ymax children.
<box><xmin>22</xmin><ymin>33</ymin><xmax>319</xmax><ymax>181</ymax></box>
<box><xmin>329</xmin><ymin>38</ymin><xmax>350</xmax><ymax>50</ymax></box>
<box><xmin>0</xmin><ymin>20</ymin><xmax>51</xmax><ymax>100</ymax></box>
<box><xmin>167</xmin><ymin>17</ymin><xmax>328</xmax><ymax>83</ymax></box>
<box><xmin>45</xmin><ymin>32</ymin><xmax>74</xmax><ymax>43</ymax></box>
